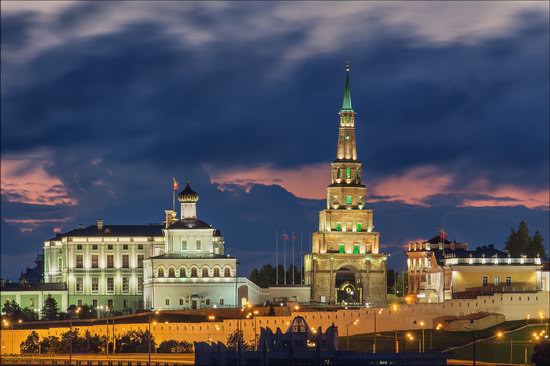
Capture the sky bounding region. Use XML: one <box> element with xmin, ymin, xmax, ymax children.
<box><xmin>1</xmin><ymin>1</ymin><xmax>549</xmax><ymax>280</ymax></box>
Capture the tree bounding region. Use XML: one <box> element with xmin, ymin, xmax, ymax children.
<box><xmin>21</xmin><ymin>307</ymin><xmax>39</xmax><ymax>322</ymax></box>
<box><xmin>226</xmin><ymin>329</ymin><xmax>249</xmax><ymax>351</ymax></box>
<box><xmin>527</xmin><ymin>230</ymin><xmax>547</xmax><ymax>258</ymax></box>
<box><xmin>2</xmin><ymin>300</ymin><xmax>23</xmax><ymax>322</ymax></box>
<box><xmin>41</xmin><ymin>295</ymin><xmax>59</xmax><ymax>320</ymax></box>
<box><xmin>267</xmin><ymin>303</ymin><xmax>276</xmax><ymax>316</ymax></box>
<box><xmin>532</xmin><ymin>339</ymin><xmax>550</xmax><ymax>366</ymax></box>
<box><xmin>115</xmin><ymin>329</ymin><xmax>154</xmax><ymax>353</ymax></box>
<box><xmin>20</xmin><ymin>331</ymin><xmax>40</xmax><ymax>354</ymax></box>
<box><xmin>157</xmin><ymin>340</ymin><xmax>193</xmax><ymax>353</ymax></box>
<box><xmin>505</xmin><ymin>221</ymin><xmax>531</xmax><ymax>257</ymax></box>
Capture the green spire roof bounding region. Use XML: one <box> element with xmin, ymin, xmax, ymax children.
<box><xmin>341</xmin><ymin>63</ymin><xmax>353</xmax><ymax>111</ymax></box>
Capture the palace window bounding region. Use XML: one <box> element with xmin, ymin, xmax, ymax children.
<box><xmin>205</xmin><ymin>298</ymin><xmax>211</xmax><ymax>306</ymax></box>
<box><xmin>76</xmin><ymin>255</ymin><xmax>83</xmax><ymax>268</ymax></box>
<box><xmin>339</xmin><ymin>244</ymin><xmax>345</xmax><ymax>254</ymax></box>
<box><xmin>181</xmin><ymin>240</ymin><xmax>187</xmax><ymax>251</ymax></box>
<box><xmin>336</xmin><ymin>223</ymin><xmax>341</xmax><ymax>231</ymax></box>
<box><xmin>346</xmin><ymin>195</ymin><xmax>352</xmax><ymax>205</ymax></box>
<box><xmin>179</xmin><ymin>298</ymin><xmax>184</xmax><ymax>306</ymax></box>
<box><xmin>122</xmin><ymin>277</ymin><xmax>129</xmax><ymax>293</ymax></box>
<box><xmin>179</xmin><ymin>268</ymin><xmax>186</xmax><ymax>277</ymax></box>
<box><xmin>137</xmin><ymin>278</ymin><xmax>143</xmax><ymax>293</ymax></box>
<box><xmin>169</xmin><ymin>268</ymin><xmax>176</xmax><ymax>277</ymax></box>
<box><xmin>107</xmin><ymin>244</ymin><xmax>113</xmax><ymax>250</ymax></box>
<box><xmin>219</xmin><ymin>298</ymin><xmax>225</xmax><ymax>306</ymax></box>
<box><xmin>76</xmin><ymin>277</ymin><xmax>83</xmax><ymax>292</ymax></box>
<box><xmin>494</xmin><ymin>276</ymin><xmax>500</xmax><ymax>286</ymax></box>
<box><xmin>76</xmin><ymin>244</ymin><xmax>83</xmax><ymax>250</ymax></box>
<box><xmin>92</xmin><ymin>299</ymin><xmax>98</xmax><ymax>308</ymax></box>
<box><xmin>91</xmin><ymin>277</ymin><xmax>99</xmax><ymax>292</ymax></box>
<box><xmin>91</xmin><ymin>255</ymin><xmax>99</xmax><ymax>268</ymax></box>
<box><xmin>123</xmin><ymin>299</ymin><xmax>129</xmax><ymax>308</ymax></box>
<box><xmin>165</xmin><ymin>298</ymin><xmax>170</xmax><ymax>306</ymax></box>
<box><xmin>92</xmin><ymin>244</ymin><xmax>98</xmax><ymax>250</ymax></box>
<box><xmin>77</xmin><ymin>299</ymin><xmax>83</xmax><ymax>307</ymax></box>
<box><xmin>482</xmin><ymin>276</ymin><xmax>488</xmax><ymax>286</ymax></box>
<box><xmin>123</xmin><ymin>244</ymin><xmax>129</xmax><ymax>250</ymax></box>
<box><xmin>137</xmin><ymin>255</ymin><xmax>144</xmax><ymax>268</ymax></box>
<box><xmin>137</xmin><ymin>244</ymin><xmax>143</xmax><ymax>250</ymax></box>
<box><xmin>202</xmin><ymin>267</ymin><xmax>209</xmax><ymax>277</ymax></box>
<box><xmin>107</xmin><ymin>299</ymin><xmax>113</xmax><ymax>309</ymax></box>
<box><xmin>107</xmin><ymin>255</ymin><xmax>114</xmax><ymax>268</ymax></box>
<box><xmin>353</xmin><ymin>245</ymin><xmax>359</xmax><ymax>254</ymax></box>
<box><xmin>122</xmin><ymin>254</ymin><xmax>129</xmax><ymax>268</ymax></box>
<box><xmin>213</xmin><ymin>268</ymin><xmax>220</xmax><ymax>277</ymax></box>
<box><xmin>346</xmin><ymin>167</ymin><xmax>351</xmax><ymax>179</ymax></box>
<box><xmin>357</xmin><ymin>223</ymin><xmax>362</xmax><ymax>232</ymax></box>
<box><xmin>107</xmin><ymin>277</ymin><xmax>114</xmax><ymax>293</ymax></box>
<box><xmin>224</xmin><ymin>267</ymin><xmax>231</xmax><ymax>277</ymax></box>
<box><xmin>506</xmin><ymin>276</ymin><xmax>512</xmax><ymax>286</ymax></box>
<box><xmin>157</xmin><ymin>268</ymin><xmax>165</xmax><ymax>277</ymax></box>
<box><xmin>196</xmin><ymin>240</ymin><xmax>202</xmax><ymax>251</ymax></box>
<box><xmin>191</xmin><ymin>268</ymin><xmax>198</xmax><ymax>277</ymax></box>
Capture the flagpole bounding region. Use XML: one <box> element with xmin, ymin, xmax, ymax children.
<box><xmin>300</xmin><ymin>230</ymin><xmax>303</xmax><ymax>285</ymax></box>
<box><xmin>275</xmin><ymin>230</ymin><xmax>279</xmax><ymax>286</ymax></box>
<box><xmin>292</xmin><ymin>231</ymin><xmax>295</xmax><ymax>285</ymax></box>
<box><xmin>283</xmin><ymin>232</ymin><xmax>287</xmax><ymax>286</ymax></box>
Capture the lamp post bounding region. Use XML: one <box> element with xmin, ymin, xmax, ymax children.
<box><xmin>464</xmin><ymin>326</ymin><xmax>476</xmax><ymax>366</ymax></box>
<box><xmin>419</xmin><ymin>321</ymin><xmax>425</xmax><ymax>353</ymax></box>
<box><xmin>344</xmin><ymin>319</ymin><xmax>359</xmax><ymax>350</ymax></box>
<box><xmin>392</xmin><ymin>304</ymin><xmax>399</xmax><ymax>353</ymax></box>
<box><xmin>148</xmin><ymin>309</ymin><xmax>159</xmax><ymax>365</ymax></box>
<box><xmin>525</xmin><ymin>314</ymin><xmax>530</xmax><ymax>365</ymax></box>
<box><xmin>497</xmin><ymin>331</ymin><xmax>512</xmax><ymax>364</ymax></box>
<box><xmin>69</xmin><ymin>307</ymin><xmax>81</xmax><ymax>365</ymax></box>
<box><xmin>373</xmin><ymin>309</ymin><xmax>382</xmax><ymax>353</ymax></box>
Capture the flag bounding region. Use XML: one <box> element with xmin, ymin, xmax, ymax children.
<box><xmin>282</xmin><ymin>232</ymin><xmax>289</xmax><ymax>241</ymax></box>
<box><xmin>440</xmin><ymin>228</ymin><xmax>446</xmax><ymax>243</ymax></box>
<box><xmin>173</xmin><ymin>178</ymin><xmax>180</xmax><ymax>191</ymax></box>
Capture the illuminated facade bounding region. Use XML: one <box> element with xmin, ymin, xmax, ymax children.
<box><xmin>406</xmin><ymin>234</ymin><xmax>544</xmax><ymax>303</ymax></box>
<box><xmin>143</xmin><ymin>181</ymin><xmax>239</xmax><ymax>309</ymax></box>
<box><xmin>43</xmin><ymin>221</ymin><xmax>165</xmax><ymax>311</ymax></box>
<box><xmin>304</xmin><ymin>65</ymin><xmax>387</xmax><ymax>305</ymax></box>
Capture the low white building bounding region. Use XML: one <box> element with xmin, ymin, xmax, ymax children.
<box><xmin>144</xmin><ymin>181</ymin><xmax>239</xmax><ymax>309</ymax></box>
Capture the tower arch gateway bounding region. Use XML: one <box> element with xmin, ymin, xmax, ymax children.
<box><xmin>304</xmin><ymin>64</ymin><xmax>387</xmax><ymax>305</ymax></box>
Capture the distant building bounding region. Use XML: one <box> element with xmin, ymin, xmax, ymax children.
<box><xmin>19</xmin><ymin>253</ymin><xmax>44</xmax><ymax>284</ymax></box>
<box><xmin>0</xmin><ymin>282</ymin><xmax>67</xmax><ymax>312</ymax></box>
<box><xmin>304</xmin><ymin>64</ymin><xmax>387</xmax><ymax>306</ymax></box>
<box><xmin>406</xmin><ymin>231</ymin><xmax>543</xmax><ymax>302</ymax></box>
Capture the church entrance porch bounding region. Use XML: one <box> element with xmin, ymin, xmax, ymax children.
<box><xmin>335</xmin><ymin>267</ymin><xmax>362</xmax><ymax>305</ymax></box>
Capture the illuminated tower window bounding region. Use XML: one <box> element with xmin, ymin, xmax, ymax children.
<box><xmin>337</xmin><ymin>168</ymin><xmax>341</xmax><ymax>178</ymax></box>
<box><xmin>336</xmin><ymin>223</ymin><xmax>341</xmax><ymax>231</ymax></box>
<box><xmin>346</xmin><ymin>195</ymin><xmax>352</xmax><ymax>205</ymax></box>
<box><xmin>339</xmin><ymin>244</ymin><xmax>345</xmax><ymax>254</ymax></box>
<box><xmin>346</xmin><ymin>167</ymin><xmax>351</xmax><ymax>179</ymax></box>
<box><xmin>353</xmin><ymin>245</ymin><xmax>359</xmax><ymax>254</ymax></box>
<box><xmin>357</xmin><ymin>223</ymin><xmax>362</xmax><ymax>232</ymax></box>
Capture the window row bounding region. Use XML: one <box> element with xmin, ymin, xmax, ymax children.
<box><xmin>334</xmin><ymin>221</ymin><xmax>364</xmax><ymax>232</ymax></box>
<box><xmin>482</xmin><ymin>275</ymin><xmax>512</xmax><ymax>286</ymax></box>
<box><xmin>156</xmin><ymin>266</ymin><xmax>232</xmax><ymax>278</ymax></box>
<box><xmin>75</xmin><ymin>243</ymin><xmax>144</xmax><ymax>251</ymax></box>
<box><xmin>164</xmin><ymin>297</ymin><xmax>224</xmax><ymax>306</ymax></box>
<box><xmin>75</xmin><ymin>254</ymin><xmax>144</xmax><ymax>268</ymax></box>
<box><xmin>180</xmin><ymin>240</ymin><xmax>202</xmax><ymax>251</ymax></box>
<box><xmin>75</xmin><ymin>276</ymin><xmax>143</xmax><ymax>293</ymax></box>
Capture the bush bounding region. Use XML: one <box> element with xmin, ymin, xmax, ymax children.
<box><xmin>157</xmin><ymin>340</ymin><xmax>193</xmax><ymax>353</ymax></box>
<box><xmin>115</xmin><ymin>329</ymin><xmax>154</xmax><ymax>353</ymax></box>
<box><xmin>20</xmin><ymin>331</ymin><xmax>40</xmax><ymax>354</ymax></box>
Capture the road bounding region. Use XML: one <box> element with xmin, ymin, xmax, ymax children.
<box><xmin>0</xmin><ymin>353</ymin><xmax>195</xmax><ymax>365</ymax></box>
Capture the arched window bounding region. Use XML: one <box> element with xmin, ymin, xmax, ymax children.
<box><xmin>168</xmin><ymin>268</ymin><xmax>175</xmax><ymax>278</ymax></box>
<box><xmin>202</xmin><ymin>267</ymin><xmax>209</xmax><ymax>277</ymax></box>
<box><xmin>224</xmin><ymin>267</ymin><xmax>231</xmax><ymax>277</ymax></box>
<box><xmin>157</xmin><ymin>267</ymin><xmax>165</xmax><ymax>278</ymax></box>
<box><xmin>191</xmin><ymin>268</ymin><xmax>198</xmax><ymax>277</ymax></box>
<box><xmin>179</xmin><ymin>268</ymin><xmax>186</xmax><ymax>277</ymax></box>
<box><xmin>213</xmin><ymin>268</ymin><xmax>220</xmax><ymax>277</ymax></box>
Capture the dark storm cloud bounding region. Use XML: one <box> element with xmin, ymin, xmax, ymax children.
<box><xmin>1</xmin><ymin>3</ymin><xmax>548</xmax><ymax>279</ymax></box>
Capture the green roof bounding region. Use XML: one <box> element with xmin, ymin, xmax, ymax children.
<box><xmin>341</xmin><ymin>63</ymin><xmax>353</xmax><ymax>111</ymax></box>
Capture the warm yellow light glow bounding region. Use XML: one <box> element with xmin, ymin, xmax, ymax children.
<box><xmin>152</xmin><ymin>321</ymin><xmax>157</xmax><ymax>325</ymax></box>
<box><xmin>17</xmin><ymin>320</ymin><xmax>22</xmax><ymax>323</ymax></box>
<box><xmin>253</xmin><ymin>310</ymin><xmax>258</xmax><ymax>315</ymax></box>
<box><xmin>392</xmin><ymin>304</ymin><xmax>398</xmax><ymax>311</ymax></box>
<box><xmin>378</xmin><ymin>309</ymin><xmax>383</xmax><ymax>314</ymax></box>
<box><xmin>497</xmin><ymin>332</ymin><xmax>503</xmax><ymax>338</ymax></box>
<box><xmin>294</xmin><ymin>305</ymin><xmax>300</xmax><ymax>310</ymax></box>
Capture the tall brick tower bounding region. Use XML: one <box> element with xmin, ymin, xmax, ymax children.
<box><xmin>304</xmin><ymin>64</ymin><xmax>387</xmax><ymax>305</ymax></box>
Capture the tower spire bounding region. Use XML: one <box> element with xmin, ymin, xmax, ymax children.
<box><xmin>341</xmin><ymin>62</ymin><xmax>353</xmax><ymax>112</ymax></box>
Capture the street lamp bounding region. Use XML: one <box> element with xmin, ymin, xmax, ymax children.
<box><xmin>464</xmin><ymin>326</ymin><xmax>476</xmax><ymax>366</ymax></box>
<box><xmin>373</xmin><ymin>309</ymin><xmax>382</xmax><ymax>353</ymax></box>
<box><xmin>344</xmin><ymin>319</ymin><xmax>359</xmax><ymax>350</ymax></box>
<box><xmin>148</xmin><ymin>309</ymin><xmax>160</xmax><ymax>365</ymax></box>
<box><xmin>496</xmin><ymin>331</ymin><xmax>512</xmax><ymax>364</ymax></box>
<box><xmin>69</xmin><ymin>307</ymin><xmax>81</xmax><ymax>365</ymax></box>
<box><xmin>419</xmin><ymin>321</ymin><xmax>425</xmax><ymax>353</ymax></box>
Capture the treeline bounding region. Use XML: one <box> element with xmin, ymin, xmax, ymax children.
<box><xmin>248</xmin><ymin>264</ymin><xmax>302</xmax><ymax>288</ymax></box>
<box><xmin>505</xmin><ymin>221</ymin><xmax>546</xmax><ymax>258</ymax></box>
<box><xmin>20</xmin><ymin>329</ymin><xmax>193</xmax><ymax>354</ymax></box>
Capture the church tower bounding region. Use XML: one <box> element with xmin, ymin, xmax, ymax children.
<box><xmin>304</xmin><ymin>64</ymin><xmax>387</xmax><ymax>305</ymax></box>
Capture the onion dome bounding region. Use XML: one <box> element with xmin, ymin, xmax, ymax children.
<box><xmin>178</xmin><ymin>180</ymin><xmax>199</xmax><ymax>203</ymax></box>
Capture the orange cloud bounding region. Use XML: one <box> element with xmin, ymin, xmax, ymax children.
<box><xmin>206</xmin><ymin>163</ymin><xmax>329</xmax><ymax>199</ymax></box>
<box><xmin>1</xmin><ymin>157</ymin><xmax>77</xmax><ymax>206</ymax></box>
<box><xmin>4</xmin><ymin>217</ymin><xmax>73</xmax><ymax>232</ymax></box>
